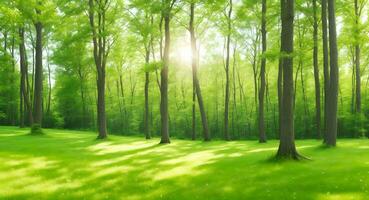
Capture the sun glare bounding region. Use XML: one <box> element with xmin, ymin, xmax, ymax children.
<box><xmin>172</xmin><ymin>36</ymin><xmax>194</xmax><ymax>68</ymax></box>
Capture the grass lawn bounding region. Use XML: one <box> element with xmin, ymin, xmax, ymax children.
<box><xmin>0</xmin><ymin>126</ymin><xmax>368</xmax><ymax>200</ymax></box>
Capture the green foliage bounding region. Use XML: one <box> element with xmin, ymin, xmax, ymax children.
<box><xmin>1</xmin><ymin>0</ymin><xmax>369</xmax><ymax>140</ymax></box>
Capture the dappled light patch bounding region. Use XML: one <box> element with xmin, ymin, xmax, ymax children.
<box><xmin>317</xmin><ymin>193</ymin><xmax>366</xmax><ymax>200</ymax></box>
<box><xmin>87</xmin><ymin>140</ymin><xmax>155</xmax><ymax>155</ymax></box>
<box><xmin>151</xmin><ymin>150</ymin><xmax>223</xmax><ymax>181</ymax></box>
<box><xmin>247</xmin><ymin>147</ymin><xmax>276</xmax><ymax>153</ymax></box>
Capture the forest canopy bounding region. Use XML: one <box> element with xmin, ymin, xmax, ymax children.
<box><xmin>1</xmin><ymin>0</ymin><xmax>369</xmax><ymax>157</ymax></box>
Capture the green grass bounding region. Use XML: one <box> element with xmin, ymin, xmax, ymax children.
<box><xmin>0</xmin><ymin>126</ymin><xmax>368</xmax><ymax>200</ymax></box>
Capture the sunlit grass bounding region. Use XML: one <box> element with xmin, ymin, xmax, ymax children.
<box><xmin>0</xmin><ymin>126</ymin><xmax>368</xmax><ymax>199</ymax></box>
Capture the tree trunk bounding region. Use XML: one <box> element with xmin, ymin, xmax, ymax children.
<box><xmin>88</xmin><ymin>0</ymin><xmax>108</xmax><ymax>139</ymax></box>
<box><xmin>160</xmin><ymin>7</ymin><xmax>171</xmax><ymax>144</ymax></box>
<box><xmin>19</xmin><ymin>28</ymin><xmax>33</xmax><ymax>126</ymax></box>
<box><xmin>325</xmin><ymin>0</ymin><xmax>339</xmax><ymax>147</ymax></box>
<box><xmin>19</xmin><ymin>28</ymin><xmax>25</xmax><ymax>128</ymax></box>
<box><xmin>321</xmin><ymin>0</ymin><xmax>330</xmax><ymax>142</ymax></box>
<box><xmin>189</xmin><ymin>3</ymin><xmax>210</xmax><ymax>141</ymax></box>
<box><xmin>313</xmin><ymin>0</ymin><xmax>321</xmax><ymax>139</ymax></box>
<box><xmin>354</xmin><ymin>0</ymin><xmax>361</xmax><ymax>114</ymax></box>
<box><xmin>47</xmin><ymin>54</ymin><xmax>51</xmax><ymax>114</ymax></box>
<box><xmin>144</xmin><ymin>47</ymin><xmax>151</xmax><ymax>139</ymax></box>
<box><xmin>258</xmin><ymin>0</ymin><xmax>267</xmax><ymax>143</ymax></box>
<box><xmin>33</xmin><ymin>16</ymin><xmax>43</xmax><ymax>129</ymax></box>
<box><xmin>276</xmin><ymin>0</ymin><xmax>300</xmax><ymax>159</ymax></box>
<box><xmin>224</xmin><ymin>0</ymin><xmax>232</xmax><ymax>141</ymax></box>
<box><xmin>78</xmin><ymin>66</ymin><xmax>87</xmax><ymax>128</ymax></box>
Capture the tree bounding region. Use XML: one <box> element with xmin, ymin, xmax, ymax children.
<box><xmin>312</xmin><ymin>0</ymin><xmax>321</xmax><ymax>139</ymax></box>
<box><xmin>189</xmin><ymin>1</ymin><xmax>210</xmax><ymax>141</ymax></box>
<box><xmin>32</xmin><ymin>1</ymin><xmax>43</xmax><ymax>133</ymax></box>
<box><xmin>160</xmin><ymin>0</ymin><xmax>176</xmax><ymax>144</ymax></box>
<box><xmin>88</xmin><ymin>0</ymin><xmax>114</xmax><ymax>139</ymax></box>
<box><xmin>224</xmin><ymin>0</ymin><xmax>232</xmax><ymax>141</ymax></box>
<box><xmin>19</xmin><ymin>27</ymin><xmax>33</xmax><ymax>127</ymax></box>
<box><xmin>325</xmin><ymin>0</ymin><xmax>339</xmax><ymax>146</ymax></box>
<box><xmin>321</xmin><ymin>0</ymin><xmax>329</xmax><ymax>142</ymax></box>
<box><xmin>258</xmin><ymin>0</ymin><xmax>267</xmax><ymax>143</ymax></box>
<box><xmin>276</xmin><ymin>0</ymin><xmax>301</xmax><ymax>159</ymax></box>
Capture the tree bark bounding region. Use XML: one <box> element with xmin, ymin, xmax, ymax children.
<box><xmin>160</xmin><ymin>1</ymin><xmax>174</xmax><ymax>144</ymax></box>
<box><xmin>354</xmin><ymin>0</ymin><xmax>361</xmax><ymax>114</ymax></box>
<box><xmin>189</xmin><ymin>3</ymin><xmax>210</xmax><ymax>141</ymax></box>
<box><xmin>88</xmin><ymin>0</ymin><xmax>108</xmax><ymax>139</ymax></box>
<box><xmin>325</xmin><ymin>0</ymin><xmax>339</xmax><ymax>146</ymax></box>
<box><xmin>47</xmin><ymin>53</ymin><xmax>51</xmax><ymax>114</ymax></box>
<box><xmin>33</xmin><ymin>11</ymin><xmax>43</xmax><ymax>128</ymax></box>
<box><xmin>258</xmin><ymin>0</ymin><xmax>267</xmax><ymax>143</ymax></box>
<box><xmin>224</xmin><ymin>0</ymin><xmax>232</xmax><ymax>141</ymax></box>
<box><xmin>276</xmin><ymin>0</ymin><xmax>300</xmax><ymax>159</ymax></box>
<box><xmin>321</xmin><ymin>0</ymin><xmax>330</xmax><ymax>142</ymax></box>
<box><xmin>313</xmin><ymin>0</ymin><xmax>321</xmax><ymax>139</ymax></box>
<box><xmin>144</xmin><ymin>47</ymin><xmax>151</xmax><ymax>139</ymax></box>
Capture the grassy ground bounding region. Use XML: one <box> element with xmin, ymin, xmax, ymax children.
<box><xmin>0</xmin><ymin>126</ymin><xmax>368</xmax><ymax>200</ymax></box>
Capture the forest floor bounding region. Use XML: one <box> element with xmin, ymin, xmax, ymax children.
<box><xmin>0</xmin><ymin>126</ymin><xmax>368</xmax><ymax>200</ymax></box>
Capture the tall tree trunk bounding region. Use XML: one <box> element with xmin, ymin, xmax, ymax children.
<box><xmin>232</xmin><ymin>46</ymin><xmax>238</xmax><ymax>138</ymax></box>
<box><xmin>351</xmin><ymin>51</ymin><xmax>355</xmax><ymax>113</ymax></box>
<box><xmin>191</xmin><ymin>2</ymin><xmax>196</xmax><ymax>141</ymax></box>
<box><xmin>258</xmin><ymin>0</ymin><xmax>267</xmax><ymax>143</ymax></box>
<box><xmin>10</xmin><ymin>36</ymin><xmax>16</xmax><ymax>126</ymax></box>
<box><xmin>224</xmin><ymin>0</ymin><xmax>232</xmax><ymax>141</ymax></box>
<box><xmin>19</xmin><ymin>28</ymin><xmax>33</xmax><ymax>126</ymax></box>
<box><xmin>189</xmin><ymin>3</ymin><xmax>210</xmax><ymax>141</ymax></box>
<box><xmin>313</xmin><ymin>0</ymin><xmax>321</xmax><ymax>139</ymax></box>
<box><xmin>276</xmin><ymin>0</ymin><xmax>300</xmax><ymax>159</ymax></box>
<box><xmin>321</xmin><ymin>0</ymin><xmax>330</xmax><ymax>142</ymax></box>
<box><xmin>19</xmin><ymin>28</ymin><xmax>25</xmax><ymax>128</ymax></box>
<box><xmin>78</xmin><ymin>66</ymin><xmax>86</xmax><ymax>128</ymax></box>
<box><xmin>144</xmin><ymin>47</ymin><xmax>151</xmax><ymax>139</ymax></box>
<box><xmin>354</xmin><ymin>0</ymin><xmax>361</xmax><ymax>114</ymax></box>
<box><xmin>325</xmin><ymin>0</ymin><xmax>339</xmax><ymax>146</ymax></box>
<box><xmin>47</xmin><ymin>54</ymin><xmax>51</xmax><ymax>114</ymax></box>
<box><xmin>33</xmin><ymin>10</ymin><xmax>43</xmax><ymax>129</ymax></box>
<box><xmin>88</xmin><ymin>0</ymin><xmax>108</xmax><ymax>139</ymax></box>
<box><xmin>278</xmin><ymin>57</ymin><xmax>283</xmax><ymax>139</ymax></box>
<box><xmin>160</xmin><ymin>2</ymin><xmax>173</xmax><ymax>144</ymax></box>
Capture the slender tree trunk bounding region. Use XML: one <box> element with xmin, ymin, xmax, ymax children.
<box><xmin>321</xmin><ymin>0</ymin><xmax>330</xmax><ymax>142</ymax></box>
<box><xmin>224</xmin><ymin>0</ymin><xmax>232</xmax><ymax>141</ymax></box>
<box><xmin>313</xmin><ymin>0</ymin><xmax>321</xmax><ymax>139</ymax></box>
<box><xmin>47</xmin><ymin>55</ymin><xmax>51</xmax><ymax>114</ymax></box>
<box><xmin>351</xmin><ymin>52</ymin><xmax>355</xmax><ymax>113</ymax></box>
<box><xmin>78</xmin><ymin>66</ymin><xmax>86</xmax><ymax>128</ymax></box>
<box><xmin>19</xmin><ymin>28</ymin><xmax>25</xmax><ymax>128</ymax></box>
<box><xmin>278</xmin><ymin>57</ymin><xmax>283</xmax><ymax>139</ymax></box>
<box><xmin>88</xmin><ymin>0</ymin><xmax>108</xmax><ymax>139</ymax></box>
<box><xmin>144</xmin><ymin>47</ymin><xmax>151</xmax><ymax>139</ymax></box>
<box><xmin>33</xmin><ymin>12</ymin><xmax>43</xmax><ymax>129</ymax></box>
<box><xmin>19</xmin><ymin>28</ymin><xmax>33</xmax><ymax>126</ymax></box>
<box><xmin>276</xmin><ymin>0</ymin><xmax>300</xmax><ymax>159</ymax></box>
<box><xmin>325</xmin><ymin>0</ymin><xmax>339</xmax><ymax>146</ymax></box>
<box><xmin>10</xmin><ymin>36</ymin><xmax>16</xmax><ymax>125</ymax></box>
<box><xmin>354</xmin><ymin>0</ymin><xmax>361</xmax><ymax>114</ymax></box>
<box><xmin>160</xmin><ymin>4</ymin><xmax>172</xmax><ymax>144</ymax></box>
<box><xmin>189</xmin><ymin>3</ymin><xmax>210</xmax><ymax>141</ymax></box>
<box><xmin>258</xmin><ymin>0</ymin><xmax>267</xmax><ymax>143</ymax></box>
<box><xmin>119</xmin><ymin>74</ymin><xmax>127</xmax><ymax>125</ymax></box>
<box><xmin>232</xmin><ymin>46</ymin><xmax>238</xmax><ymax>138</ymax></box>
<box><xmin>191</xmin><ymin>2</ymin><xmax>196</xmax><ymax>141</ymax></box>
